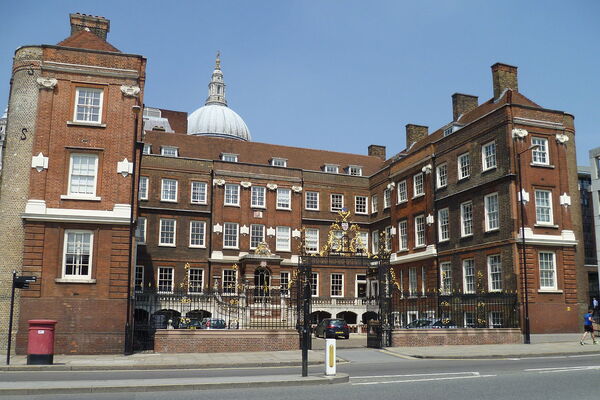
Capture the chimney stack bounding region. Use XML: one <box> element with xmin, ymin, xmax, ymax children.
<box><xmin>368</xmin><ymin>145</ymin><xmax>386</xmax><ymax>160</ymax></box>
<box><xmin>69</xmin><ymin>13</ymin><xmax>110</xmax><ymax>41</ymax></box>
<box><xmin>491</xmin><ymin>63</ymin><xmax>518</xmax><ymax>101</ymax></box>
<box><xmin>451</xmin><ymin>93</ymin><xmax>478</xmax><ymax>121</ymax></box>
<box><xmin>405</xmin><ymin>124</ymin><xmax>428</xmax><ymax>149</ymax></box>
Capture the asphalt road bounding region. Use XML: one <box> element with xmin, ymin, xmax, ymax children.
<box><xmin>3</xmin><ymin>348</ymin><xmax>600</xmax><ymax>399</ymax></box>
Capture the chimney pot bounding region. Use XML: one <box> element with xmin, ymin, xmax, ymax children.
<box><xmin>405</xmin><ymin>124</ymin><xmax>429</xmax><ymax>149</ymax></box>
<box><xmin>69</xmin><ymin>13</ymin><xmax>110</xmax><ymax>41</ymax></box>
<box><xmin>491</xmin><ymin>62</ymin><xmax>518</xmax><ymax>101</ymax></box>
<box><xmin>368</xmin><ymin>145</ymin><xmax>386</xmax><ymax>160</ymax></box>
<box><xmin>451</xmin><ymin>93</ymin><xmax>478</xmax><ymax>121</ymax></box>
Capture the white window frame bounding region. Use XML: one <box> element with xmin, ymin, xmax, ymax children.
<box><xmin>413</xmin><ymin>173</ymin><xmax>424</xmax><ymax>197</ymax></box>
<box><xmin>280</xmin><ymin>271</ymin><xmax>290</xmax><ymax>297</ymax></box>
<box><xmin>482</xmin><ymin>141</ymin><xmax>497</xmax><ymax>171</ymax></box>
<box><xmin>535</xmin><ymin>189</ymin><xmax>554</xmax><ymax>225</ymax></box>
<box><xmin>415</xmin><ymin>214</ymin><xmax>426</xmax><ymax>247</ymax></box>
<box><xmin>539</xmin><ymin>251</ymin><xmax>557</xmax><ymax>290</ymax></box>
<box><xmin>383</xmin><ymin>188</ymin><xmax>391</xmax><ymax>209</ymax></box>
<box><xmin>355</xmin><ymin>273</ymin><xmax>367</xmax><ymax>298</ymax></box>
<box><xmin>135</xmin><ymin>217</ymin><xmax>146</xmax><ymax>245</ymax></box>
<box><xmin>371</xmin><ymin>195</ymin><xmax>378</xmax><ymax>213</ymax></box>
<box><xmin>270</xmin><ymin>157</ymin><xmax>287</xmax><ymax>167</ymax></box>
<box><xmin>484</xmin><ymin>192</ymin><xmax>499</xmax><ymax>232</ymax></box>
<box><xmin>276</xmin><ymin>226</ymin><xmax>291</xmax><ymax>252</ymax></box>
<box><xmin>189</xmin><ymin>220</ymin><xmax>206</xmax><ymax>248</ymax></box>
<box><xmin>157</xmin><ymin>267</ymin><xmax>174</xmax><ymax>293</ymax></box>
<box><xmin>489</xmin><ymin>311</ymin><xmax>503</xmax><ymax>328</ymax></box>
<box><xmin>463</xmin><ymin>259</ymin><xmax>475</xmax><ymax>294</ymax></box>
<box><xmin>331</xmin><ymin>273</ymin><xmax>344</xmax><ymax>297</ymax></box>
<box><xmin>398</xmin><ymin>220</ymin><xmax>408</xmax><ymax>251</ymax></box>
<box><xmin>330</xmin><ymin>193</ymin><xmax>344</xmax><ymax>212</ymax></box>
<box><xmin>397</xmin><ymin>180</ymin><xmax>408</xmax><ymax>203</ymax></box>
<box><xmin>160</xmin><ymin>178</ymin><xmax>178</xmax><ymax>202</ymax></box>
<box><xmin>223</xmin><ymin>222</ymin><xmax>239</xmax><ymax>249</ymax></box>
<box><xmin>355</xmin><ymin>195</ymin><xmax>368</xmax><ymax>215</ymax></box>
<box><xmin>487</xmin><ymin>254</ymin><xmax>502</xmax><ymax>292</ymax></box>
<box><xmin>438</xmin><ymin>208</ymin><xmax>449</xmax><ymax>242</ymax></box>
<box><xmin>305</xmin><ymin>191</ymin><xmax>319</xmax><ymax>210</ymax></box>
<box><xmin>161</xmin><ymin>146</ymin><xmax>178</xmax><ymax>157</ymax></box>
<box><xmin>304</xmin><ymin>228</ymin><xmax>319</xmax><ymax>254</ymax></box>
<box><xmin>458</xmin><ymin>152</ymin><xmax>470</xmax><ymax>180</ymax></box>
<box><xmin>251</xmin><ymin>186</ymin><xmax>266</xmax><ymax>208</ymax></box>
<box><xmin>440</xmin><ymin>262</ymin><xmax>452</xmax><ymax>295</ymax></box>
<box><xmin>134</xmin><ymin>265</ymin><xmax>144</xmax><ymax>293</ymax></box>
<box><xmin>67</xmin><ymin>153</ymin><xmax>99</xmax><ymax>199</ymax></box>
<box><xmin>310</xmin><ymin>272</ymin><xmax>319</xmax><ymax>297</ymax></box>
<box><xmin>190</xmin><ymin>181</ymin><xmax>207</xmax><ymax>204</ymax></box>
<box><xmin>159</xmin><ymin>218</ymin><xmax>176</xmax><ymax>247</ymax></box>
<box><xmin>62</xmin><ymin>230</ymin><xmax>93</xmax><ymax>280</ymax></box>
<box><xmin>250</xmin><ymin>224</ymin><xmax>265</xmax><ymax>249</ymax></box>
<box><xmin>460</xmin><ymin>201</ymin><xmax>473</xmax><ymax>237</ymax></box>
<box><xmin>222</xmin><ymin>269</ymin><xmax>237</xmax><ymax>294</ymax></box>
<box><xmin>276</xmin><ymin>188</ymin><xmax>292</xmax><ymax>210</ymax></box>
<box><xmin>324</xmin><ymin>164</ymin><xmax>339</xmax><ymax>173</ymax></box>
<box><xmin>224</xmin><ymin>184</ymin><xmax>240</xmax><ymax>206</ymax></box>
<box><xmin>221</xmin><ymin>153</ymin><xmax>238</xmax><ymax>162</ymax></box>
<box><xmin>73</xmin><ymin>87</ymin><xmax>103</xmax><ymax>124</ymax></box>
<box><xmin>188</xmin><ymin>268</ymin><xmax>204</xmax><ymax>294</ymax></box>
<box><xmin>384</xmin><ymin>226</ymin><xmax>392</xmax><ymax>251</ymax></box>
<box><xmin>372</xmin><ymin>230</ymin><xmax>379</xmax><ymax>254</ymax></box>
<box><xmin>531</xmin><ymin>137</ymin><xmax>549</xmax><ymax>165</ymax></box>
<box><xmin>139</xmin><ymin>176</ymin><xmax>148</xmax><ymax>200</ymax></box>
<box><xmin>348</xmin><ymin>165</ymin><xmax>362</xmax><ymax>176</ymax></box>
<box><xmin>436</xmin><ymin>163</ymin><xmax>448</xmax><ymax>189</ymax></box>
<box><xmin>357</xmin><ymin>231</ymin><xmax>369</xmax><ymax>253</ymax></box>
<box><xmin>142</xmin><ymin>143</ymin><xmax>152</xmax><ymax>155</ymax></box>
<box><xmin>408</xmin><ymin>267</ymin><xmax>418</xmax><ymax>297</ymax></box>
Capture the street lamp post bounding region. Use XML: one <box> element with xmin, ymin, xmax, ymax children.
<box><xmin>517</xmin><ymin>144</ymin><xmax>539</xmax><ymax>345</ymax></box>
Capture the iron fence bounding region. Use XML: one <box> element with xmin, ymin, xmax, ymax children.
<box><xmin>131</xmin><ymin>287</ymin><xmax>299</xmax><ymax>351</ymax></box>
<box><xmin>389</xmin><ymin>291</ymin><xmax>520</xmax><ymax>329</ymax></box>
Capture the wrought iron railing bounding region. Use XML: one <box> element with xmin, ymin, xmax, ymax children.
<box><xmin>389</xmin><ymin>290</ymin><xmax>520</xmax><ymax>329</ymax></box>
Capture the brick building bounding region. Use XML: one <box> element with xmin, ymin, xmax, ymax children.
<box><xmin>0</xmin><ymin>14</ymin><xmax>587</xmax><ymax>355</ymax></box>
<box><xmin>0</xmin><ymin>14</ymin><xmax>145</xmax><ymax>354</ymax></box>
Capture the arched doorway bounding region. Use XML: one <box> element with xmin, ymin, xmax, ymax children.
<box><xmin>254</xmin><ymin>267</ymin><xmax>270</xmax><ymax>297</ymax></box>
<box><xmin>337</xmin><ymin>311</ymin><xmax>357</xmax><ymax>324</ymax></box>
<box><xmin>362</xmin><ymin>311</ymin><xmax>378</xmax><ymax>324</ymax></box>
<box><xmin>311</xmin><ymin>310</ymin><xmax>332</xmax><ymax>324</ymax></box>
<box><xmin>152</xmin><ymin>309</ymin><xmax>181</xmax><ymax>329</ymax></box>
<box><xmin>186</xmin><ymin>310</ymin><xmax>211</xmax><ymax>320</ymax></box>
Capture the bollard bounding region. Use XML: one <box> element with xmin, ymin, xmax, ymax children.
<box><xmin>325</xmin><ymin>338</ymin><xmax>336</xmax><ymax>375</ymax></box>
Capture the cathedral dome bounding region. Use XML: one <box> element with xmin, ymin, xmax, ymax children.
<box><xmin>187</xmin><ymin>54</ymin><xmax>251</xmax><ymax>141</ymax></box>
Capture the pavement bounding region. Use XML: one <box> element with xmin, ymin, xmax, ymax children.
<box><xmin>1</xmin><ymin>334</ymin><xmax>599</xmax><ymax>395</ymax></box>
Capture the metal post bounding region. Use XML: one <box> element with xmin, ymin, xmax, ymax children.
<box><xmin>517</xmin><ymin>151</ymin><xmax>531</xmax><ymax>344</ymax></box>
<box><xmin>6</xmin><ymin>271</ymin><xmax>16</xmax><ymax>365</ymax></box>
<box><xmin>301</xmin><ymin>278</ymin><xmax>310</xmax><ymax>377</ymax></box>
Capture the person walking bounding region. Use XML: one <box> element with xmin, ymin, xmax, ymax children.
<box><xmin>580</xmin><ymin>309</ymin><xmax>597</xmax><ymax>345</ymax></box>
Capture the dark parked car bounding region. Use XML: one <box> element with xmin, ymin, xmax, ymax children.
<box><xmin>201</xmin><ymin>318</ymin><xmax>226</xmax><ymax>329</ymax></box>
<box><xmin>177</xmin><ymin>318</ymin><xmax>203</xmax><ymax>329</ymax></box>
<box><xmin>314</xmin><ymin>318</ymin><xmax>349</xmax><ymax>339</ymax></box>
<box><xmin>405</xmin><ymin>319</ymin><xmax>456</xmax><ymax>329</ymax></box>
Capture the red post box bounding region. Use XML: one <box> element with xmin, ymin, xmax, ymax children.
<box><xmin>27</xmin><ymin>320</ymin><xmax>57</xmax><ymax>365</ymax></box>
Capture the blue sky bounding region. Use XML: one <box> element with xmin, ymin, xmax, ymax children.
<box><xmin>1</xmin><ymin>1</ymin><xmax>598</xmax><ymax>165</ymax></box>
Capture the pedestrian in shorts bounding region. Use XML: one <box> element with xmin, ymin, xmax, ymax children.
<box><xmin>580</xmin><ymin>309</ymin><xmax>597</xmax><ymax>345</ymax></box>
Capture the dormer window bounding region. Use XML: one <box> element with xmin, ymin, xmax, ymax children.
<box><xmin>161</xmin><ymin>146</ymin><xmax>178</xmax><ymax>157</ymax></box>
<box><xmin>142</xmin><ymin>144</ymin><xmax>152</xmax><ymax>155</ymax></box>
<box><xmin>443</xmin><ymin>124</ymin><xmax>461</xmax><ymax>137</ymax></box>
<box><xmin>221</xmin><ymin>153</ymin><xmax>238</xmax><ymax>162</ymax></box>
<box><xmin>347</xmin><ymin>165</ymin><xmax>363</xmax><ymax>176</ymax></box>
<box><xmin>270</xmin><ymin>158</ymin><xmax>287</xmax><ymax>167</ymax></box>
<box><xmin>324</xmin><ymin>164</ymin><xmax>339</xmax><ymax>174</ymax></box>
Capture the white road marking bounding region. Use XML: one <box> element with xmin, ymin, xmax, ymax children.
<box><xmin>350</xmin><ymin>372</ymin><xmax>496</xmax><ymax>385</ymax></box>
<box><xmin>351</xmin><ymin>371</ymin><xmax>496</xmax><ymax>385</ymax></box>
<box><xmin>525</xmin><ymin>365</ymin><xmax>600</xmax><ymax>374</ymax></box>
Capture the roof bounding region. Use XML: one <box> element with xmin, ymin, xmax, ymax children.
<box><xmin>57</xmin><ymin>29</ymin><xmax>120</xmax><ymax>52</ymax></box>
<box><xmin>143</xmin><ymin>132</ymin><xmax>384</xmax><ymax>176</ymax></box>
<box><xmin>403</xmin><ymin>89</ymin><xmax>542</xmax><ymax>156</ymax></box>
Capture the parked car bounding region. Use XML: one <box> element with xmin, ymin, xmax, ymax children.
<box><xmin>314</xmin><ymin>318</ymin><xmax>350</xmax><ymax>339</ymax></box>
<box><xmin>177</xmin><ymin>318</ymin><xmax>203</xmax><ymax>329</ymax></box>
<box><xmin>405</xmin><ymin>319</ymin><xmax>456</xmax><ymax>329</ymax></box>
<box><xmin>201</xmin><ymin>318</ymin><xmax>227</xmax><ymax>329</ymax></box>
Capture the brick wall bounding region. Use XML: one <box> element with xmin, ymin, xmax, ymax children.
<box><xmin>154</xmin><ymin>329</ymin><xmax>299</xmax><ymax>353</ymax></box>
<box><xmin>391</xmin><ymin>328</ymin><xmax>522</xmax><ymax>346</ymax></box>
